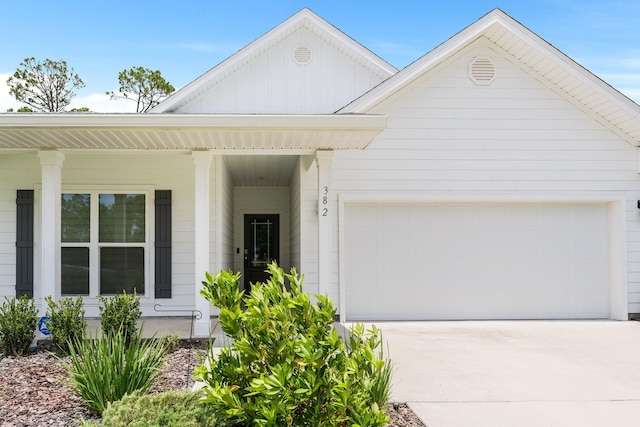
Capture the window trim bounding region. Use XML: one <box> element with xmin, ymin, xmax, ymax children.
<box><xmin>60</xmin><ymin>185</ymin><xmax>155</xmax><ymax>298</ymax></box>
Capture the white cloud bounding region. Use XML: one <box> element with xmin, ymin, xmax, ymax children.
<box><xmin>68</xmin><ymin>93</ymin><xmax>136</xmax><ymax>113</ymax></box>
<box><xmin>0</xmin><ymin>75</ymin><xmax>137</xmax><ymax>113</ymax></box>
<box><xmin>0</xmin><ymin>73</ymin><xmax>21</xmax><ymax>112</ymax></box>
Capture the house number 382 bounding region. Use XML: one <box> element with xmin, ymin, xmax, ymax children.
<box><xmin>322</xmin><ymin>186</ymin><xmax>329</xmax><ymax>217</ymax></box>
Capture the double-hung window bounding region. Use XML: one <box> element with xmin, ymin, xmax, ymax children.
<box><xmin>61</xmin><ymin>191</ymin><xmax>149</xmax><ymax>296</ymax></box>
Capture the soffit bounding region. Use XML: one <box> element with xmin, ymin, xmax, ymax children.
<box><xmin>0</xmin><ymin>114</ymin><xmax>386</xmax><ymax>151</ymax></box>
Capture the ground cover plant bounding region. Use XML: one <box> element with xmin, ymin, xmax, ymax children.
<box><xmin>79</xmin><ymin>390</ymin><xmax>217</xmax><ymax>427</ymax></box>
<box><xmin>195</xmin><ymin>262</ymin><xmax>392</xmax><ymax>427</ymax></box>
<box><xmin>0</xmin><ymin>295</ymin><xmax>37</xmax><ymax>356</ymax></box>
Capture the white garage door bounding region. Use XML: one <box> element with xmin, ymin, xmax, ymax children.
<box><xmin>343</xmin><ymin>202</ymin><xmax>610</xmax><ymax>321</ymax></box>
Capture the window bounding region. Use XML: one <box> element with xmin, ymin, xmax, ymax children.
<box><xmin>61</xmin><ymin>192</ymin><xmax>148</xmax><ymax>296</ymax></box>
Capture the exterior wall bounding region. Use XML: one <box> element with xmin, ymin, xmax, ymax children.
<box><xmin>0</xmin><ymin>154</ymin><xmax>40</xmax><ymax>300</ymax></box>
<box><xmin>176</xmin><ymin>26</ymin><xmax>389</xmax><ymax>114</ymax></box>
<box><xmin>332</xmin><ymin>38</ymin><xmax>640</xmax><ymax>315</ymax></box>
<box><xmin>217</xmin><ymin>156</ymin><xmax>234</xmax><ymax>272</ymax></box>
<box><xmin>232</xmin><ymin>186</ymin><xmax>291</xmax><ymax>281</ymax></box>
<box><xmin>289</xmin><ymin>157</ymin><xmax>301</xmax><ymax>274</ymax></box>
<box><xmin>64</xmin><ymin>153</ymin><xmax>197</xmax><ymax>316</ymax></box>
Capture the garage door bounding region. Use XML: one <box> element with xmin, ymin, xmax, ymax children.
<box><xmin>343</xmin><ymin>202</ymin><xmax>610</xmax><ymax>321</ymax></box>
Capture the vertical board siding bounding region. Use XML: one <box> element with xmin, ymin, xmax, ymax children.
<box><xmin>177</xmin><ymin>27</ymin><xmax>388</xmax><ymax>114</ymax></box>
<box><xmin>332</xmin><ymin>40</ymin><xmax>640</xmax><ymax>314</ymax></box>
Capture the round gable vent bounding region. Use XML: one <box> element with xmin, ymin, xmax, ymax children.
<box><xmin>293</xmin><ymin>45</ymin><xmax>312</xmax><ymax>65</ymax></box>
<box><xmin>468</xmin><ymin>56</ymin><xmax>496</xmax><ymax>86</ymax></box>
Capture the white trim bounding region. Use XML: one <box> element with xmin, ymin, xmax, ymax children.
<box><xmin>338</xmin><ymin>191</ymin><xmax>628</xmax><ymax>322</ymax></box>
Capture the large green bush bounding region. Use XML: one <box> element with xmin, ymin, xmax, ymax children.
<box><xmin>45</xmin><ymin>295</ymin><xmax>87</xmax><ymax>355</ymax></box>
<box><xmin>0</xmin><ymin>295</ymin><xmax>37</xmax><ymax>356</ymax></box>
<box><xmin>98</xmin><ymin>291</ymin><xmax>141</xmax><ymax>343</ymax></box>
<box><xmin>194</xmin><ymin>262</ymin><xmax>391</xmax><ymax>427</ymax></box>
<box><xmin>63</xmin><ymin>328</ymin><xmax>167</xmax><ymax>414</ymax></box>
<box><xmin>80</xmin><ymin>390</ymin><xmax>217</xmax><ymax>427</ymax></box>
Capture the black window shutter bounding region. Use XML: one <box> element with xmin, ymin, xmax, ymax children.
<box><xmin>155</xmin><ymin>190</ymin><xmax>172</xmax><ymax>298</ymax></box>
<box><xmin>16</xmin><ymin>190</ymin><xmax>34</xmax><ymax>297</ymax></box>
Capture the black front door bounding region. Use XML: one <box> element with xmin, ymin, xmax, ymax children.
<box><xmin>244</xmin><ymin>214</ymin><xmax>279</xmax><ymax>293</ymax></box>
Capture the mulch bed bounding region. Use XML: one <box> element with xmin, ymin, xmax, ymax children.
<box><xmin>0</xmin><ymin>342</ymin><xmax>425</xmax><ymax>426</ymax></box>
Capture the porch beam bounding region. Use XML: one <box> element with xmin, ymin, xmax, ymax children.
<box><xmin>192</xmin><ymin>150</ymin><xmax>213</xmax><ymax>337</ymax></box>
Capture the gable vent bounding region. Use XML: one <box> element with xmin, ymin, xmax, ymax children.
<box><xmin>293</xmin><ymin>45</ymin><xmax>312</xmax><ymax>65</ymax></box>
<box><xmin>468</xmin><ymin>56</ymin><xmax>496</xmax><ymax>85</ymax></box>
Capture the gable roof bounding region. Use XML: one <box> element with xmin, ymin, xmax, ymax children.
<box><xmin>339</xmin><ymin>9</ymin><xmax>640</xmax><ymax>146</ymax></box>
<box><xmin>152</xmin><ymin>8</ymin><xmax>397</xmax><ymax>114</ymax></box>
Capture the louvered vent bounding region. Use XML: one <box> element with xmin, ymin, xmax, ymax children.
<box><xmin>293</xmin><ymin>45</ymin><xmax>312</xmax><ymax>65</ymax></box>
<box><xmin>468</xmin><ymin>56</ymin><xmax>496</xmax><ymax>85</ymax></box>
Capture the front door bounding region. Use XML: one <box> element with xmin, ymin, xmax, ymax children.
<box><xmin>244</xmin><ymin>214</ymin><xmax>279</xmax><ymax>293</ymax></box>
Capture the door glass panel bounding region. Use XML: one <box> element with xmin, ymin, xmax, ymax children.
<box><xmin>61</xmin><ymin>247</ymin><xmax>89</xmax><ymax>295</ymax></box>
<box><xmin>250</xmin><ymin>218</ymin><xmax>275</xmax><ymax>268</ymax></box>
<box><xmin>100</xmin><ymin>247</ymin><xmax>144</xmax><ymax>295</ymax></box>
<box><xmin>99</xmin><ymin>194</ymin><xmax>145</xmax><ymax>243</ymax></box>
<box><xmin>61</xmin><ymin>194</ymin><xmax>90</xmax><ymax>243</ymax></box>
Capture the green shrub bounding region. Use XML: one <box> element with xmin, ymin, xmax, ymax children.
<box><xmin>81</xmin><ymin>390</ymin><xmax>217</xmax><ymax>427</ymax></box>
<box><xmin>0</xmin><ymin>295</ymin><xmax>37</xmax><ymax>356</ymax></box>
<box><xmin>98</xmin><ymin>291</ymin><xmax>141</xmax><ymax>343</ymax></box>
<box><xmin>45</xmin><ymin>295</ymin><xmax>87</xmax><ymax>355</ymax></box>
<box><xmin>194</xmin><ymin>262</ymin><xmax>391</xmax><ymax>427</ymax></box>
<box><xmin>62</xmin><ymin>327</ymin><xmax>167</xmax><ymax>415</ymax></box>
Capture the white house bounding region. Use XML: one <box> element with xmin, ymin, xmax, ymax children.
<box><xmin>2</xmin><ymin>9</ymin><xmax>640</xmax><ymax>336</ymax></box>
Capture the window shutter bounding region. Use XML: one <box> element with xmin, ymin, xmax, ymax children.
<box><xmin>16</xmin><ymin>190</ymin><xmax>34</xmax><ymax>297</ymax></box>
<box><xmin>155</xmin><ymin>190</ymin><xmax>172</xmax><ymax>298</ymax></box>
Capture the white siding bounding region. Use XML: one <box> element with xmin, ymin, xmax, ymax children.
<box><xmin>219</xmin><ymin>157</ymin><xmax>234</xmax><ymax>271</ymax></box>
<box><xmin>176</xmin><ymin>27</ymin><xmax>388</xmax><ymax>114</ymax></box>
<box><xmin>289</xmin><ymin>157</ymin><xmax>301</xmax><ymax>273</ymax></box>
<box><xmin>333</xmin><ymin>39</ymin><xmax>640</xmax><ymax>315</ymax></box>
<box><xmin>0</xmin><ymin>154</ymin><xmax>40</xmax><ymax>299</ymax></box>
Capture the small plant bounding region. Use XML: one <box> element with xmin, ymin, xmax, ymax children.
<box><xmin>45</xmin><ymin>295</ymin><xmax>87</xmax><ymax>355</ymax></box>
<box><xmin>79</xmin><ymin>390</ymin><xmax>217</xmax><ymax>427</ymax></box>
<box><xmin>194</xmin><ymin>262</ymin><xmax>391</xmax><ymax>426</ymax></box>
<box><xmin>0</xmin><ymin>295</ymin><xmax>37</xmax><ymax>356</ymax></box>
<box><xmin>98</xmin><ymin>291</ymin><xmax>141</xmax><ymax>343</ymax></box>
<box><xmin>63</xmin><ymin>327</ymin><xmax>167</xmax><ymax>415</ymax></box>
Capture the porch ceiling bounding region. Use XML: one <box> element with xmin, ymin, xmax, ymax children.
<box><xmin>0</xmin><ymin>113</ymin><xmax>386</xmax><ymax>151</ymax></box>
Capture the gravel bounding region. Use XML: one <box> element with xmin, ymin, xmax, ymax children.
<box><xmin>0</xmin><ymin>344</ymin><xmax>425</xmax><ymax>426</ymax></box>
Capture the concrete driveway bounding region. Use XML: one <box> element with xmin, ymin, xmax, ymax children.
<box><xmin>376</xmin><ymin>321</ymin><xmax>640</xmax><ymax>427</ymax></box>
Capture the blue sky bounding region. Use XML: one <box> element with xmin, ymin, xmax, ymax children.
<box><xmin>1</xmin><ymin>0</ymin><xmax>639</xmax><ymax>112</ymax></box>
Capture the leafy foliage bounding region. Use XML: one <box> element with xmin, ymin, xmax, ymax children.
<box><xmin>98</xmin><ymin>291</ymin><xmax>142</xmax><ymax>344</ymax></box>
<box><xmin>195</xmin><ymin>263</ymin><xmax>392</xmax><ymax>426</ymax></box>
<box><xmin>62</xmin><ymin>328</ymin><xmax>167</xmax><ymax>415</ymax></box>
<box><xmin>107</xmin><ymin>66</ymin><xmax>175</xmax><ymax>112</ymax></box>
<box><xmin>80</xmin><ymin>390</ymin><xmax>217</xmax><ymax>427</ymax></box>
<box><xmin>6</xmin><ymin>57</ymin><xmax>85</xmax><ymax>112</ymax></box>
<box><xmin>0</xmin><ymin>296</ymin><xmax>37</xmax><ymax>357</ymax></box>
<box><xmin>45</xmin><ymin>296</ymin><xmax>87</xmax><ymax>355</ymax></box>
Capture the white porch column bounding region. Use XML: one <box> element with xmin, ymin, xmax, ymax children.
<box><xmin>316</xmin><ymin>150</ymin><xmax>334</xmax><ymax>297</ymax></box>
<box><xmin>38</xmin><ymin>150</ymin><xmax>64</xmax><ymax>314</ymax></box>
<box><xmin>192</xmin><ymin>151</ymin><xmax>213</xmax><ymax>337</ymax></box>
